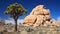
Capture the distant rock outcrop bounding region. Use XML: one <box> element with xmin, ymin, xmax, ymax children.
<box><xmin>23</xmin><ymin>5</ymin><xmax>59</xmax><ymax>27</ymax></box>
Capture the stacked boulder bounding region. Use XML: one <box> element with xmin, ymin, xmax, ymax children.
<box><xmin>23</xmin><ymin>5</ymin><xmax>56</xmax><ymax>27</ymax></box>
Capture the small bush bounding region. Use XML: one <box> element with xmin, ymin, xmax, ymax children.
<box><xmin>27</xmin><ymin>28</ymin><xmax>34</xmax><ymax>32</ymax></box>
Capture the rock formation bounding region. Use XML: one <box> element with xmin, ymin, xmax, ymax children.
<box><xmin>56</xmin><ymin>21</ymin><xmax>60</xmax><ymax>26</ymax></box>
<box><xmin>23</xmin><ymin>5</ymin><xmax>57</xmax><ymax>27</ymax></box>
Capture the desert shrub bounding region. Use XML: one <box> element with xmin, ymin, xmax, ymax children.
<box><xmin>27</xmin><ymin>28</ymin><xmax>34</xmax><ymax>32</ymax></box>
<box><xmin>0</xmin><ymin>32</ymin><xmax>3</xmax><ymax>34</ymax></box>
<box><xmin>3</xmin><ymin>29</ymin><xmax>7</xmax><ymax>32</ymax></box>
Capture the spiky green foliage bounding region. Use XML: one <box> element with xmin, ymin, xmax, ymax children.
<box><xmin>5</xmin><ymin>3</ymin><xmax>27</xmax><ymax>18</ymax></box>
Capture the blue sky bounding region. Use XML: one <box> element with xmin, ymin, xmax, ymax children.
<box><xmin>0</xmin><ymin>0</ymin><xmax>60</xmax><ymax>21</ymax></box>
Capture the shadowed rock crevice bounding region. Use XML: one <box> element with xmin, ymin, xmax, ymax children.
<box><xmin>33</xmin><ymin>18</ymin><xmax>37</xmax><ymax>24</ymax></box>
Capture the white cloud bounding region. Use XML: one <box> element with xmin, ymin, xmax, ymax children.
<box><xmin>5</xmin><ymin>18</ymin><xmax>23</xmax><ymax>25</ymax></box>
<box><xmin>5</xmin><ymin>19</ymin><xmax>14</xmax><ymax>24</ymax></box>
<box><xmin>57</xmin><ymin>16</ymin><xmax>60</xmax><ymax>21</ymax></box>
<box><xmin>17</xmin><ymin>19</ymin><xmax>23</xmax><ymax>25</ymax></box>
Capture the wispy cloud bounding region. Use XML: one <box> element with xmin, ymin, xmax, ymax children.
<box><xmin>5</xmin><ymin>18</ymin><xmax>23</xmax><ymax>25</ymax></box>
<box><xmin>57</xmin><ymin>16</ymin><xmax>60</xmax><ymax>21</ymax></box>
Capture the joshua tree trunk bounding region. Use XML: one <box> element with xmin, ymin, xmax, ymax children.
<box><xmin>15</xmin><ymin>19</ymin><xmax>17</xmax><ymax>31</ymax></box>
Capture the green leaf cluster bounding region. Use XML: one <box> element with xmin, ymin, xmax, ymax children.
<box><xmin>5</xmin><ymin>3</ymin><xmax>27</xmax><ymax>18</ymax></box>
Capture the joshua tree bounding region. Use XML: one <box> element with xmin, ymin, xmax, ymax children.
<box><xmin>5</xmin><ymin>3</ymin><xmax>27</xmax><ymax>31</ymax></box>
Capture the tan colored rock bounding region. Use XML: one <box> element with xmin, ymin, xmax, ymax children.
<box><xmin>43</xmin><ymin>23</ymin><xmax>47</xmax><ymax>26</ymax></box>
<box><xmin>51</xmin><ymin>21</ymin><xmax>56</xmax><ymax>26</ymax></box>
<box><xmin>23</xmin><ymin>15</ymin><xmax>37</xmax><ymax>26</ymax></box>
<box><xmin>43</xmin><ymin>15</ymin><xmax>50</xmax><ymax>21</ymax></box>
<box><xmin>43</xmin><ymin>21</ymin><xmax>51</xmax><ymax>27</ymax></box>
<box><xmin>30</xmin><ymin>5</ymin><xmax>45</xmax><ymax>15</ymax></box>
<box><xmin>23</xmin><ymin>24</ymin><xmax>29</xmax><ymax>26</ymax></box>
<box><xmin>30</xmin><ymin>5</ymin><xmax>50</xmax><ymax>16</ymax></box>
<box><xmin>45</xmin><ymin>21</ymin><xmax>51</xmax><ymax>25</ymax></box>
<box><xmin>23</xmin><ymin>5</ymin><xmax>56</xmax><ymax>27</ymax></box>
<box><xmin>49</xmin><ymin>19</ymin><xmax>56</xmax><ymax>26</ymax></box>
<box><xmin>43</xmin><ymin>9</ymin><xmax>50</xmax><ymax>15</ymax></box>
<box><xmin>45</xmin><ymin>15</ymin><xmax>50</xmax><ymax>19</ymax></box>
<box><xmin>35</xmin><ymin>5</ymin><xmax>44</xmax><ymax>9</ymax></box>
<box><xmin>56</xmin><ymin>21</ymin><xmax>60</xmax><ymax>26</ymax></box>
<box><xmin>23</xmin><ymin>16</ymin><xmax>29</xmax><ymax>24</ymax></box>
<box><xmin>34</xmin><ymin>10</ymin><xmax>44</xmax><ymax>15</ymax></box>
<box><xmin>30</xmin><ymin>8</ymin><xmax>44</xmax><ymax>15</ymax></box>
<box><xmin>33</xmin><ymin>15</ymin><xmax>44</xmax><ymax>27</ymax></box>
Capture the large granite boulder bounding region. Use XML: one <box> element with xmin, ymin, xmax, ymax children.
<box><xmin>23</xmin><ymin>5</ymin><xmax>56</xmax><ymax>27</ymax></box>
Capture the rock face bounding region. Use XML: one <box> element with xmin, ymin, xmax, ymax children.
<box><xmin>56</xmin><ymin>21</ymin><xmax>60</xmax><ymax>26</ymax></box>
<box><xmin>23</xmin><ymin>5</ymin><xmax>56</xmax><ymax>27</ymax></box>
